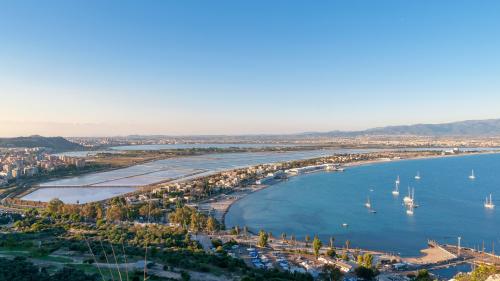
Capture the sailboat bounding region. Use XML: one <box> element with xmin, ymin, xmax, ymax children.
<box><xmin>403</xmin><ymin>187</ymin><xmax>413</xmax><ymax>204</ymax></box>
<box><xmin>395</xmin><ymin>176</ymin><xmax>400</xmax><ymax>185</ymax></box>
<box><xmin>415</xmin><ymin>172</ymin><xmax>421</xmax><ymax>180</ymax></box>
<box><xmin>469</xmin><ymin>170</ymin><xmax>476</xmax><ymax>180</ymax></box>
<box><xmin>484</xmin><ymin>194</ymin><xmax>495</xmax><ymax>209</ymax></box>
<box><xmin>392</xmin><ymin>181</ymin><xmax>400</xmax><ymax>196</ymax></box>
<box><xmin>365</xmin><ymin>196</ymin><xmax>372</xmax><ymax>209</ymax></box>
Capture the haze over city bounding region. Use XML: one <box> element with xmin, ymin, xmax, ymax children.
<box><xmin>2</xmin><ymin>1</ymin><xmax>500</xmax><ymax>136</ymax></box>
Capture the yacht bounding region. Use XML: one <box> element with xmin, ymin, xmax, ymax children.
<box><xmin>392</xmin><ymin>182</ymin><xmax>400</xmax><ymax>196</ymax></box>
<box><xmin>341</xmin><ymin>223</ymin><xmax>349</xmax><ymax>228</ymax></box>
<box><xmin>469</xmin><ymin>170</ymin><xmax>476</xmax><ymax>180</ymax></box>
<box><xmin>395</xmin><ymin>176</ymin><xmax>400</xmax><ymax>185</ymax></box>
<box><xmin>365</xmin><ymin>196</ymin><xmax>372</xmax><ymax>209</ymax></box>
<box><xmin>403</xmin><ymin>187</ymin><xmax>413</xmax><ymax>205</ymax></box>
<box><xmin>484</xmin><ymin>194</ymin><xmax>495</xmax><ymax>209</ymax></box>
<box><xmin>415</xmin><ymin>172</ymin><xmax>421</xmax><ymax>180</ymax></box>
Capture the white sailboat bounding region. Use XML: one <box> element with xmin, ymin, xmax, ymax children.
<box><xmin>392</xmin><ymin>181</ymin><xmax>400</xmax><ymax>196</ymax></box>
<box><xmin>484</xmin><ymin>194</ymin><xmax>495</xmax><ymax>209</ymax></box>
<box><xmin>415</xmin><ymin>172</ymin><xmax>421</xmax><ymax>180</ymax></box>
<box><xmin>395</xmin><ymin>176</ymin><xmax>400</xmax><ymax>185</ymax></box>
<box><xmin>403</xmin><ymin>186</ymin><xmax>413</xmax><ymax>204</ymax></box>
<box><xmin>469</xmin><ymin>170</ymin><xmax>476</xmax><ymax>180</ymax></box>
<box><xmin>365</xmin><ymin>196</ymin><xmax>372</xmax><ymax>209</ymax></box>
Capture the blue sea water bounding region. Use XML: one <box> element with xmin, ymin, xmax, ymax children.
<box><xmin>225</xmin><ymin>153</ymin><xmax>500</xmax><ymax>256</ymax></box>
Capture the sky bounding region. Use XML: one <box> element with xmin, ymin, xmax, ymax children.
<box><xmin>1</xmin><ymin>1</ymin><xmax>500</xmax><ymax>137</ymax></box>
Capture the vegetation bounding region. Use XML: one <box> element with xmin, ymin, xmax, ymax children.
<box><xmin>0</xmin><ymin>256</ymin><xmax>98</xmax><ymax>281</ymax></box>
<box><xmin>312</xmin><ymin>236</ymin><xmax>322</xmax><ymax>258</ymax></box>
<box><xmin>257</xmin><ymin>230</ymin><xmax>268</xmax><ymax>248</ymax></box>
<box><xmin>455</xmin><ymin>265</ymin><xmax>499</xmax><ymax>281</ymax></box>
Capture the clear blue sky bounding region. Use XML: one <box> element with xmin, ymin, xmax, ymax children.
<box><xmin>1</xmin><ymin>1</ymin><xmax>499</xmax><ymax>136</ymax></box>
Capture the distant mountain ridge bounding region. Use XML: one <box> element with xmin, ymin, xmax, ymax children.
<box><xmin>0</xmin><ymin>135</ymin><xmax>83</xmax><ymax>151</ymax></box>
<box><xmin>309</xmin><ymin>119</ymin><xmax>500</xmax><ymax>137</ymax></box>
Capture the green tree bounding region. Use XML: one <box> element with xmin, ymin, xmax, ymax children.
<box><xmin>206</xmin><ymin>216</ymin><xmax>217</xmax><ymax>234</ymax></box>
<box><xmin>313</xmin><ymin>236</ymin><xmax>322</xmax><ymax>258</ymax></box>
<box><xmin>258</xmin><ymin>230</ymin><xmax>268</xmax><ymax>247</ymax></box>
<box><xmin>321</xmin><ymin>264</ymin><xmax>344</xmax><ymax>281</ymax></box>
<box><xmin>47</xmin><ymin>198</ymin><xmax>64</xmax><ymax>214</ymax></box>
<box><xmin>363</xmin><ymin>253</ymin><xmax>373</xmax><ymax>268</ymax></box>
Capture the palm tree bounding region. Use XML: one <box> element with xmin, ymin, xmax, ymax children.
<box><xmin>305</xmin><ymin>234</ymin><xmax>311</xmax><ymax>248</ymax></box>
<box><xmin>345</xmin><ymin>240</ymin><xmax>351</xmax><ymax>251</ymax></box>
<box><xmin>329</xmin><ymin>236</ymin><xmax>335</xmax><ymax>249</ymax></box>
<box><xmin>281</xmin><ymin>232</ymin><xmax>287</xmax><ymax>243</ymax></box>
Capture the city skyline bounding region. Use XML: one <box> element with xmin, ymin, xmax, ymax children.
<box><xmin>2</xmin><ymin>1</ymin><xmax>500</xmax><ymax>136</ymax></box>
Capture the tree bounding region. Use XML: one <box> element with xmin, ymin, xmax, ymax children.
<box><xmin>329</xmin><ymin>236</ymin><xmax>335</xmax><ymax>248</ymax></box>
<box><xmin>326</xmin><ymin>248</ymin><xmax>336</xmax><ymax>258</ymax></box>
<box><xmin>281</xmin><ymin>232</ymin><xmax>287</xmax><ymax>243</ymax></box>
<box><xmin>363</xmin><ymin>253</ymin><xmax>373</xmax><ymax>268</ymax></box>
<box><xmin>80</xmin><ymin>203</ymin><xmax>97</xmax><ymax>221</ymax></box>
<box><xmin>355</xmin><ymin>266</ymin><xmax>377</xmax><ymax>280</ymax></box>
<box><xmin>313</xmin><ymin>236</ymin><xmax>322</xmax><ymax>258</ymax></box>
<box><xmin>321</xmin><ymin>264</ymin><xmax>344</xmax><ymax>281</ymax></box>
<box><xmin>345</xmin><ymin>240</ymin><xmax>351</xmax><ymax>250</ymax></box>
<box><xmin>305</xmin><ymin>234</ymin><xmax>311</xmax><ymax>248</ymax></box>
<box><xmin>106</xmin><ymin>204</ymin><xmax>126</xmax><ymax>222</ymax></box>
<box><xmin>243</xmin><ymin>226</ymin><xmax>249</xmax><ymax>237</ymax></box>
<box><xmin>47</xmin><ymin>198</ymin><xmax>64</xmax><ymax>214</ymax></box>
<box><xmin>415</xmin><ymin>269</ymin><xmax>433</xmax><ymax>281</ymax></box>
<box><xmin>258</xmin><ymin>230</ymin><xmax>268</xmax><ymax>247</ymax></box>
<box><xmin>206</xmin><ymin>216</ymin><xmax>217</xmax><ymax>234</ymax></box>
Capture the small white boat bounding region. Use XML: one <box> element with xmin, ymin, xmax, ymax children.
<box><xmin>369</xmin><ymin>209</ymin><xmax>377</xmax><ymax>214</ymax></box>
<box><xmin>395</xmin><ymin>175</ymin><xmax>400</xmax><ymax>185</ymax></box>
<box><xmin>341</xmin><ymin>223</ymin><xmax>349</xmax><ymax>227</ymax></box>
<box><xmin>469</xmin><ymin>170</ymin><xmax>476</xmax><ymax>180</ymax></box>
<box><xmin>392</xmin><ymin>182</ymin><xmax>400</xmax><ymax>196</ymax></box>
<box><xmin>484</xmin><ymin>194</ymin><xmax>495</xmax><ymax>209</ymax></box>
<box><xmin>415</xmin><ymin>172</ymin><xmax>421</xmax><ymax>180</ymax></box>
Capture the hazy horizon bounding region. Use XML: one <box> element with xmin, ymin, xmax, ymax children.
<box><xmin>2</xmin><ymin>1</ymin><xmax>500</xmax><ymax>137</ymax></box>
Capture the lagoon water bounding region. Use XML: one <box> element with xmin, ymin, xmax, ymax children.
<box><xmin>225</xmin><ymin>153</ymin><xmax>500</xmax><ymax>256</ymax></box>
<box><xmin>21</xmin><ymin>187</ymin><xmax>137</xmax><ymax>204</ymax></box>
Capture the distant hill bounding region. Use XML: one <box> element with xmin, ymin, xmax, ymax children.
<box><xmin>307</xmin><ymin>119</ymin><xmax>500</xmax><ymax>137</ymax></box>
<box><xmin>0</xmin><ymin>136</ymin><xmax>83</xmax><ymax>151</ymax></box>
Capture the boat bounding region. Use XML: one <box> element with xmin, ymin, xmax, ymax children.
<box><xmin>415</xmin><ymin>172</ymin><xmax>421</xmax><ymax>180</ymax></box>
<box><xmin>392</xmin><ymin>182</ymin><xmax>400</xmax><ymax>196</ymax></box>
<box><xmin>369</xmin><ymin>209</ymin><xmax>377</xmax><ymax>214</ymax></box>
<box><xmin>403</xmin><ymin>187</ymin><xmax>413</xmax><ymax>204</ymax></box>
<box><xmin>469</xmin><ymin>170</ymin><xmax>476</xmax><ymax>180</ymax></box>
<box><xmin>341</xmin><ymin>223</ymin><xmax>349</xmax><ymax>227</ymax></box>
<box><xmin>365</xmin><ymin>196</ymin><xmax>372</xmax><ymax>208</ymax></box>
<box><xmin>406</xmin><ymin>204</ymin><xmax>414</xmax><ymax>215</ymax></box>
<box><xmin>395</xmin><ymin>175</ymin><xmax>400</xmax><ymax>185</ymax></box>
<box><xmin>484</xmin><ymin>194</ymin><xmax>495</xmax><ymax>209</ymax></box>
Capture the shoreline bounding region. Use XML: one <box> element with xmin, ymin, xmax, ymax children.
<box><xmin>220</xmin><ymin>150</ymin><xmax>500</xmax><ymax>226</ymax></box>
<box><xmin>216</xmin><ymin>150</ymin><xmax>499</xmax><ymax>262</ymax></box>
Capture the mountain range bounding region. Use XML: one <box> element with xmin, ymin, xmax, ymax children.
<box><xmin>305</xmin><ymin>118</ymin><xmax>500</xmax><ymax>137</ymax></box>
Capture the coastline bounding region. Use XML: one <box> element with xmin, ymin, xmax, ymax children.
<box><xmin>219</xmin><ymin>149</ymin><xmax>499</xmax><ymax>229</ymax></box>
